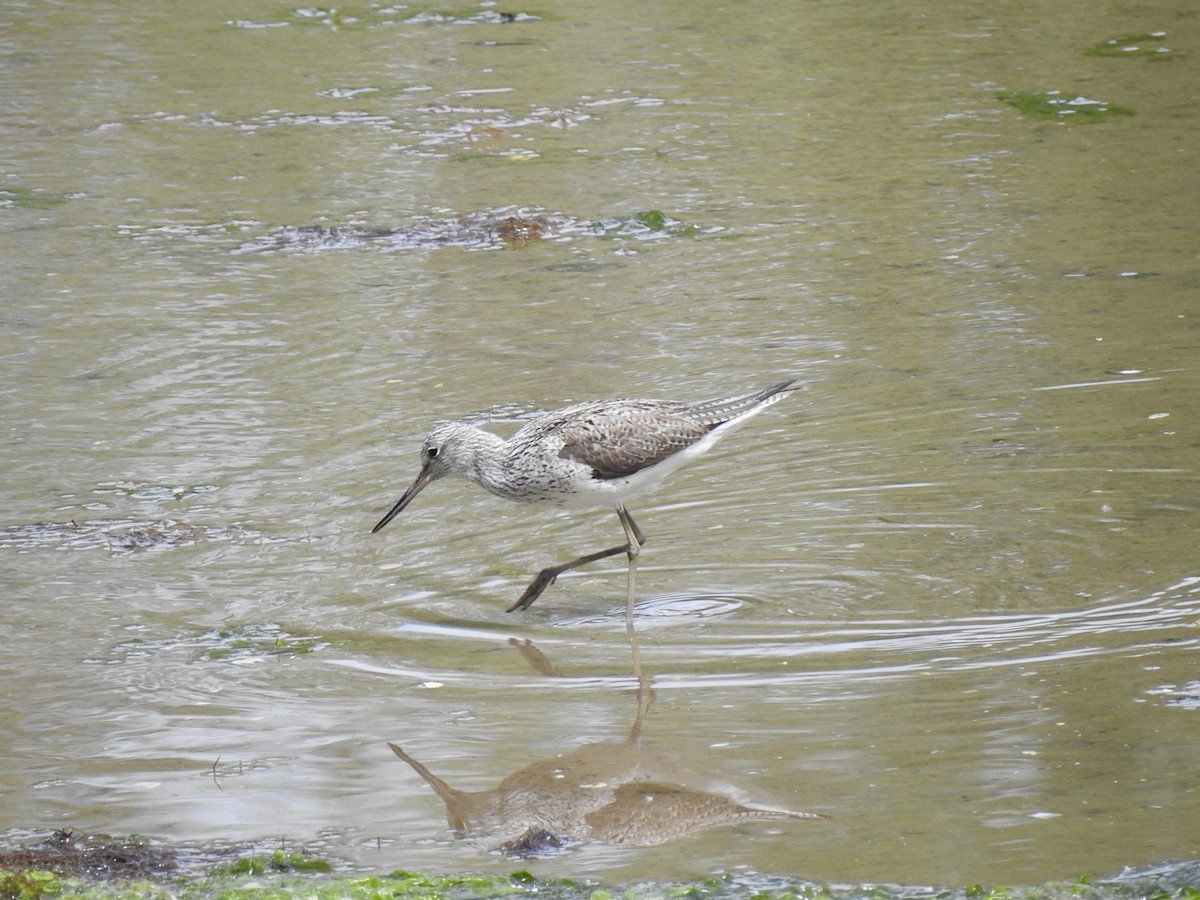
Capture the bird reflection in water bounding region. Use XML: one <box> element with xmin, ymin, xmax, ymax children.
<box><xmin>389</xmin><ymin>639</ymin><xmax>824</xmax><ymax>857</ymax></box>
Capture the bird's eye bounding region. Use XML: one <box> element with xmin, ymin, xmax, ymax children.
<box><xmin>427</xmin><ymin>447</ymin><xmax>439</xmax><ymax>459</ymax></box>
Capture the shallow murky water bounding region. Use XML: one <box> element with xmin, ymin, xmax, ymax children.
<box><xmin>2</xmin><ymin>0</ymin><xmax>1198</xmax><ymax>889</ymax></box>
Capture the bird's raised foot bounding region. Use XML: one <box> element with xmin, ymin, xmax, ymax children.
<box><xmin>507</xmin><ymin>567</ymin><xmax>561</xmax><ymax>612</ymax></box>
<box><xmin>506</xmin><ymin>541</ymin><xmax>639</xmax><ymax>612</ymax></box>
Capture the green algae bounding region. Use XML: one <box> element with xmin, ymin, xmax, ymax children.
<box><xmin>1</xmin><ymin>866</ymin><xmax>1197</xmax><ymax>900</ymax></box>
<box><xmin>0</xmin><ymin>186</ymin><xmax>72</xmax><ymax>210</ymax></box>
<box><xmin>1084</xmin><ymin>32</ymin><xmax>1181</xmax><ymax>59</ymax></box>
<box><xmin>997</xmin><ymin>91</ymin><xmax>1135</xmax><ymax>123</ymax></box>
<box><xmin>0</xmin><ymin>868</ymin><xmax>62</xmax><ymax>900</ymax></box>
<box><xmin>217</xmin><ymin>851</ymin><xmax>333</xmax><ymax>876</ymax></box>
<box><xmin>200</xmin><ymin>625</ymin><xmax>326</xmax><ymax>661</ymax></box>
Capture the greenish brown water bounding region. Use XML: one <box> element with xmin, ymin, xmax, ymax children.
<box><xmin>2</xmin><ymin>0</ymin><xmax>1198</xmax><ymax>889</ymax></box>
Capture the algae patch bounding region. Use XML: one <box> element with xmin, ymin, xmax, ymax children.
<box><xmin>997</xmin><ymin>91</ymin><xmax>1134</xmax><ymax>122</ymax></box>
<box><xmin>0</xmin><ymin>186</ymin><xmax>72</xmax><ymax>210</ymax></box>
<box><xmin>1084</xmin><ymin>32</ymin><xmax>1180</xmax><ymax>59</ymax></box>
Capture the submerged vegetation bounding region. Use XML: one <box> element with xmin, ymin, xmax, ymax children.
<box><xmin>1</xmin><ymin>832</ymin><xmax>1198</xmax><ymax>900</ymax></box>
<box><xmin>228</xmin><ymin>5</ymin><xmax>545</xmax><ymax>29</ymax></box>
<box><xmin>0</xmin><ymin>186</ymin><xmax>72</xmax><ymax>210</ymax></box>
<box><xmin>998</xmin><ymin>29</ymin><xmax>1186</xmax><ymax>123</ymax></box>
<box><xmin>233</xmin><ymin>208</ymin><xmax>711</xmax><ymax>253</ymax></box>
<box><xmin>0</xmin><ymin>519</ymin><xmax>256</xmax><ymax>554</ymax></box>
<box><xmin>1084</xmin><ymin>32</ymin><xmax>1181</xmax><ymax>59</ymax></box>
<box><xmin>0</xmin><ymin>866</ymin><xmax>1198</xmax><ymax>900</ymax></box>
<box><xmin>996</xmin><ymin>91</ymin><xmax>1135</xmax><ymax>123</ymax></box>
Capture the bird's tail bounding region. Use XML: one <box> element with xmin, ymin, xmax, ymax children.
<box><xmin>689</xmin><ymin>379</ymin><xmax>798</xmax><ymax>426</ymax></box>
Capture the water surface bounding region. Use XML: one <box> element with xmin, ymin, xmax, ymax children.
<box><xmin>2</xmin><ymin>0</ymin><xmax>1198</xmax><ymax>888</ymax></box>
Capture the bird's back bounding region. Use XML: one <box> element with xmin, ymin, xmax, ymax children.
<box><xmin>504</xmin><ymin>381</ymin><xmax>797</xmax><ymax>499</ymax></box>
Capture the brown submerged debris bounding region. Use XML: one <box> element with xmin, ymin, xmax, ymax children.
<box><xmin>0</xmin><ymin>519</ymin><xmax>256</xmax><ymax>553</ymax></box>
<box><xmin>0</xmin><ymin>829</ymin><xmax>176</xmax><ymax>880</ymax></box>
<box><xmin>235</xmin><ymin>208</ymin><xmax>564</xmax><ymax>253</ymax></box>
<box><xmin>465</xmin><ymin>123</ymin><xmax>513</xmax><ymax>144</ymax></box>
<box><xmin>495</xmin><ymin>214</ymin><xmax>544</xmax><ymax>246</ymax></box>
<box><xmin>389</xmin><ymin>740</ymin><xmax>824</xmax><ymax>858</ymax></box>
<box><xmin>498</xmin><ymin>828</ymin><xmax>568</xmax><ymax>858</ymax></box>
<box><xmin>232</xmin><ymin>206</ymin><xmax>711</xmax><ymax>254</ymax></box>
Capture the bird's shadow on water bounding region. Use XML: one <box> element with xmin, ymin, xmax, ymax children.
<box><xmin>386</xmin><ymin>631</ymin><xmax>825</xmax><ymax>858</ymax></box>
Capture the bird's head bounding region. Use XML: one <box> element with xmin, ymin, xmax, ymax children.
<box><xmin>371</xmin><ymin>422</ymin><xmax>485</xmax><ymax>533</ymax></box>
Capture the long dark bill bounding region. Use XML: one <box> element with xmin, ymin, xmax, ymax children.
<box><xmin>372</xmin><ymin>468</ymin><xmax>432</xmax><ymax>533</ymax></box>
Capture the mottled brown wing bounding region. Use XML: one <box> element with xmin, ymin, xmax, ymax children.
<box><xmin>555</xmin><ymin>404</ymin><xmax>714</xmax><ymax>480</ymax></box>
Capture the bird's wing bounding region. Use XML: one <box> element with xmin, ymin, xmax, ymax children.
<box><xmin>552</xmin><ymin>403</ymin><xmax>715</xmax><ymax>480</ymax></box>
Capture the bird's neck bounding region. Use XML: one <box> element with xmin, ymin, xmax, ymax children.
<box><xmin>458</xmin><ymin>427</ymin><xmax>511</xmax><ymax>496</ymax></box>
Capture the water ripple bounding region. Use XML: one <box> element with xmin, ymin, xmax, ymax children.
<box><xmin>328</xmin><ymin>576</ymin><xmax>1200</xmax><ymax>692</ymax></box>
